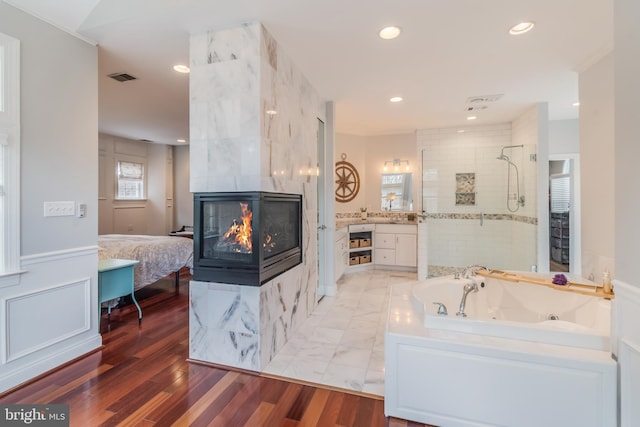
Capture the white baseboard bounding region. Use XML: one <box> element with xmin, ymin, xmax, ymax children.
<box><xmin>0</xmin><ymin>334</ymin><xmax>101</xmax><ymax>393</ymax></box>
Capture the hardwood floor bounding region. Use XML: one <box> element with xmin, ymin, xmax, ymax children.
<box><xmin>0</xmin><ymin>274</ymin><xmax>434</xmax><ymax>427</ymax></box>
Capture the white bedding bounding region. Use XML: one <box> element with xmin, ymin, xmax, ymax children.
<box><xmin>98</xmin><ymin>234</ymin><xmax>193</xmax><ymax>291</ymax></box>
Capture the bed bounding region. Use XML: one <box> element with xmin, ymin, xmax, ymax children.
<box><xmin>98</xmin><ymin>234</ymin><xmax>194</xmax><ymax>292</ymax></box>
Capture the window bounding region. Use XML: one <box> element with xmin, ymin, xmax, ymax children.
<box><xmin>0</xmin><ymin>32</ymin><xmax>21</xmax><ymax>287</ymax></box>
<box><xmin>116</xmin><ymin>160</ymin><xmax>145</xmax><ymax>200</ymax></box>
<box><xmin>550</xmin><ymin>174</ymin><xmax>571</xmax><ymax>213</ymax></box>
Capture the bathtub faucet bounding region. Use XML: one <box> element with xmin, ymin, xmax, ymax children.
<box><xmin>456</xmin><ymin>281</ymin><xmax>478</xmax><ymax>317</ymax></box>
<box><xmin>462</xmin><ymin>264</ymin><xmax>489</xmax><ymax>278</ymax></box>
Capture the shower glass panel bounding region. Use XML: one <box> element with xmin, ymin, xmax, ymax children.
<box><xmin>421</xmin><ymin>143</ymin><xmax>537</xmax><ymax>277</ymax></box>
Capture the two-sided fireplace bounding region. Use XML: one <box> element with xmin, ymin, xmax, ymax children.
<box><xmin>193</xmin><ymin>192</ymin><xmax>303</xmax><ymax>286</ymax></box>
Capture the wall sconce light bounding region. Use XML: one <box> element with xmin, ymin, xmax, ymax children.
<box><xmin>383</xmin><ymin>159</ymin><xmax>410</xmax><ymax>172</ymax></box>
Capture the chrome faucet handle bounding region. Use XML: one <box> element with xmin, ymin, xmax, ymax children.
<box><xmin>432</xmin><ymin>302</ymin><xmax>448</xmax><ymax>316</ymax></box>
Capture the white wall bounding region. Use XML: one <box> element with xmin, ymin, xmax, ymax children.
<box><xmin>549</xmin><ymin>119</ymin><xmax>580</xmax><ymax>155</ymax></box>
<box><xmin>335</xmin><ymin>132</ymin><xmax>416</xmax><ymax>213</ymax></box>
<box><xmin>173</xmin><ymin>145</ymin><xmax>193</xmax><ymax>229</ymax></box>
<box><xmin>614</xmin><ymin>0</ymin><xmax>640</xmax><ymax>284</ymax></box>
<box><xmin>613</xmin><ymin>3</ymin><xmax>640</xmax><ymax>425</ymax></box>
<box><xmin>0</xmin><ymin>3</ymin><xmax>101</xmax><ymax>392</ymax></box>
<box><xmin>579</xmin><ymin>53</ymin><xmax>615</xmax><ymax>280</ymax></box>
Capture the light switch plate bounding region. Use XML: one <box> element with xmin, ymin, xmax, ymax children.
<box><xmin>44</xmin><ymin>201</ymin><xmax>75</xmax><ymax>217</ymax></box>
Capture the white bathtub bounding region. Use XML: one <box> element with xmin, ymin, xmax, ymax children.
<box><xmin>385</xmin><ymin>275</ymin><xmax>617</xmax><ymax>427</ymax></box>
<box><xmin>412</xmin><ymin>274</ymin><xmax>611</xmax><ymax>351</ymax></box>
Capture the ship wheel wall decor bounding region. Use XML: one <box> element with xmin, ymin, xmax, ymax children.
<box><xmin>335</xmin><ymin>153</ymin><xmax>360</xmax><ymax>203</ymax></box>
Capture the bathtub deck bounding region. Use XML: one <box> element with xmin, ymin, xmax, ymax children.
<box><xmin>477</xmin><ymin>269</ymin><xmax>615</xmax><ymax>299</ymax></box>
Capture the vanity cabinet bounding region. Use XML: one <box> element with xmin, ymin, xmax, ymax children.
<box><xmin>347</xmin><ymin>223</ymin><xmax>375</xmax><ymax>271</ymax></box>
<box><xmin>374</xmin><ymin>224</ymin><xmax>417</xmax><ymax>268</ymax></box>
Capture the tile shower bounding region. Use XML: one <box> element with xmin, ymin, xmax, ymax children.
<box><xmin>417</xmin><ymin>123</ymin><xmax>539</xmax><ymax>274</ymax></box>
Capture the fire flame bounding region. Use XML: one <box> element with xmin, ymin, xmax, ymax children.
<box><xmin>222</xmin><ymin>202</ymin><xmax>253</xmax><ymax>253</ymax></box>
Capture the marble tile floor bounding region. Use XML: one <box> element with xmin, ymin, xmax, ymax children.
<box><xmin>263</xmin><ymin>269</ymin><xmax>417</xmax><ymax>397</ymax></box>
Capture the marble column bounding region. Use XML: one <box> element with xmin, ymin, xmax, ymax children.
<box><xmin>188</xmin><ymin>23</ymin><xmax>325</xmax><ymax>371</ymax></box>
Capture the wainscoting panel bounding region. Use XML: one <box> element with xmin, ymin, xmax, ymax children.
<box><xmin>0</xmin><ymin>246</ymin><xmax>101</xmax><ymax>393</ymax></box>
<box><xmin>613</xmin><ymin>279</ymin><xmax>640</xmax><ymax>427</ymax></box>
<box><xmin>113</xmin><ymin>204</ymin><xmax>147</xmax><ymax>234</ymax></box>
<box><xmin>5</xmin><ymin>278</ymin><xmax>90</xmax><ymax>363</ymax></box>
<box><xmin>620</xmin><ymin>339</ymin><xmax>640</xmax><ymax>427</ymax></box>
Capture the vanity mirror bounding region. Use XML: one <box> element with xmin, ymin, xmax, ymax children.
<box><xmin>381</xmin><ymin>173</ymin><xmax>413</xmax><ymax>211</ymax></box>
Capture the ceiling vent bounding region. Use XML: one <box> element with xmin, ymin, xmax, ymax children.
<box><xmin>466</xmin><ymin>94</ymin><xmax>503</xmax><ymax>104</ymax></box>
<box><xmin>466</xmin><ymin>105</ymin><xmax>488</xmax><ymax>111</ymax></box>
<box><xmin>108</xmin><ymin>72</ymin><xmax>137</xmax><ymax>82</ymax></box>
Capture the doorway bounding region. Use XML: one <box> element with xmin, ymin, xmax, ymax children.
<box><xmin>317</xmin><ymin>118</ymin><xmax>326</xmax><ymax>300</ymax></box>
<box><xmin>548</xmin><ymin>156</ymin><xmax>581</xmax><ymax>273</ymax></box>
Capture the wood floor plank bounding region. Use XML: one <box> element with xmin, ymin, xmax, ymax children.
<box><xmin>170</xmin><ymin>371</ymin><xmax>240</xmax><ymax>426</ymax></box>
<box><xmin>286</xmin><ymin>385</ymin><xmax>317</xmax><ymax>421</ymax></box>
<box><xmin>335</xmin><ymin>392</ymin><xmax>360</xmax><ymax>426</ymax></box>
<box><xmin>38</xmin><ymin>363</ymin><xmax>114</xmax><ymax>404</ymax></box>
<box><xmin>261</xmin><ymin>382</ymin><xmax>304</xmax><ymax>426</ymax></box>
<box><xmin>188</xmin><ymin>379</ymin><xmax>245</xmax><ymax>427</ymax></box>
<box><xmin>352</xmin><ymin>394</ymin><xmax>376</xmax><ymax>427</ymax></box>
<box><xmin>205</xmin><ymin>374</ymin><xmax>264</xmax><ymax>427</ymax></box>
<box><xmin>297</xmin><ymin>388</ymin><xmax>331</xmax><ymax>426</ymax></box>
<box><xmin>115</xmin><ymin>390</ymin><xmax>172</xmax><ymax>426</ymax></box>
<box><xmin>144</xmin><ymin>367</ymin><xmax>228</xmax><ymax>426</ymax></box>
<box><xmin>242</xmin><ymin>401</ymin><xmax>276</xmax><ymax>426</ymax></box>
<box><xmin>315</xmin><ymin>390</ymin><xmax>345</xmax><ymax>427</ymax></box>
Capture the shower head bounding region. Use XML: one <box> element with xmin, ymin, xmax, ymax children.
<box><xmin>497</xmin><ymin>144</ymin><xmax>524</xmax><ymax>161</ymax></box>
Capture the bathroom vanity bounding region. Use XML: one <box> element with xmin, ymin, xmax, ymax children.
<box><xmin>373</xmin><ymin>224</ymin><xmax>417</xmax><ymax>268</ymax></box>
<box><xmin>335</xmin><ymin>222</ymin><xmax>417</xmax><ymax>280</ymax></box>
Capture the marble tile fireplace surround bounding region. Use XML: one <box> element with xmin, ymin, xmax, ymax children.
<box><xmin>188</xmin><ymin>22</ymin><xmax>326</xmax><ymax>372</ymax></box>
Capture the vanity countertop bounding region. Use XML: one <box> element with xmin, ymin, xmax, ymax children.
<box><xmin>336</xmin><ymin>218</ymin><xmax>418</xmax><ymax>229</ymax></box>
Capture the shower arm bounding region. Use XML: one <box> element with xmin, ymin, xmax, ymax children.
<box><xmin>499</xmin><ymin>144</ymin><xmax>524</xmax><ymax>158</ymax></box>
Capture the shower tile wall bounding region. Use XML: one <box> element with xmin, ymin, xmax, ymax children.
<box><xmin>417</xmin><ymin>124</ymin><xmax>537</xmax><ymax>272</ymax></box>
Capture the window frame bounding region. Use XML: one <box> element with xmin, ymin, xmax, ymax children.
<box><xmin>114</xmin><ymin>157</ymin><xmax>147</xmax><ymax>201</ymax></box>
<box><xmin>0</xmin><ymin>32</ymin><xmax>22</xmax><ymax>288</ymax></box>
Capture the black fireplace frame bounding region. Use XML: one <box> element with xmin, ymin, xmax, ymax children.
<box><xmin>193</xmin><ymin>191</ymin><xmax>303</xmax><ymax>286</ymax></box>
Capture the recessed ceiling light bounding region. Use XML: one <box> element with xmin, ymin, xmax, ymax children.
<box><xmin>458</xmin><ymin>130</ymin><xmax>465</xmax><ymax>133</ymax></box>
<box><xmin>177</xmin><ymin>138</ymin><xmax>186</xmax><ymax>143</ymax></box>
<box><xmin>573</xmin><ymin>101</ymin><xmax>580</xmax><ymax>107</ymax></box>
<box><xmin>509</xmin><ymin>22</ymin><xmax>535</xmax><ymax>35</ymax></box>
<box><xmin>466</xmin><ymin>116</ymin><xmax>477</xmax><ymax>120</ymax></box>
<box><xmin>390</xmin><ymin>96</ymin><xmax>403</xmax><ymax>103</ymax></box>
<box><xmin>173</xmin><ymin>64</ymin><xmax>190</xmax><ymax>73</ymax></box>
<box><xmin>379</xmin><ymin>26</ymin><xmax>401</xmax><ymax>40</ymax></box>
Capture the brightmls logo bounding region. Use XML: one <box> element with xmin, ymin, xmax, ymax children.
<box><xmin>1</xmin><ymin>405</ymin><xmax>68</xmax><ymax>426</ymax></box>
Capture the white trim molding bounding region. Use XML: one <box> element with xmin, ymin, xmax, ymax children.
<box><xmin>0</xmin><ymin>32</ymin><xmax>21</xmax><ymax>286</ymax></box>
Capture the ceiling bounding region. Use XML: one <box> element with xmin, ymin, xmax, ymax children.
<box><xmin>7</xmin><ymin>0</ymin><xmax>613</xmax><ymax>145</ymax></box>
